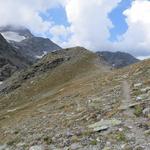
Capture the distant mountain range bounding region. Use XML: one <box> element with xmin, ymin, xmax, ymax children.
<box><xmin>0</xmin><ymin>25</ymin><xmax>139</xmax><ymax>81</ymax></box>
<box><xmin>96</xmin><ymin>51</ymin><xmax>139</xmax><ymax>68</ymax></box>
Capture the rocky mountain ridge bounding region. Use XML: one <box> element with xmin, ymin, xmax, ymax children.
<box><xmin>0</xmin><ymin>25</ymin><xmax>62</xmax><ymax>62</ymax></box>
<box><xmin>0</xmin><ymin>26</ymin><xmax>62</xmax><ymax>81</ymax></box>
<box><xmin>96</xmin><ymin>51</ymin><xmax>139</xmax><ymax>68</ymax></box>
<box><xmin>0</xmin><ymin>47</ymin><xmax>149</xmax><ymax>150</ymax></box>
<box><xmin>0</xmin><ymin>33</ymin><xmax>29</xmax><ymax>81</ymax></box>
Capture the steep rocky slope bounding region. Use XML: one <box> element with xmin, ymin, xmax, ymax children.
<box><xmin>0</xmin><ymin>47</ymin><xmax>109</xmax><ymax>93</ymax></box>
<box><xmin>0</xmin><ymin>25</ymin><xmax>62</xmax><ymax>62</ymax></box>
<box><xmin>12</xmin><ymin>37</ymin><xmax>62</xmax><ymax>62</ymax></box>
<box><xmin>0</xmin><ymin>34</ymin><xmax>29</xmax><ymax>81</ymax></box>
<box><xmin>97</xmin><ymin>51</ymin><xmax>139</xmax><ymax>68</ymax></box>
<box><xmin>0</xmin><ymin>47</ymin><xmax>149</xmax><ymax>150</ymax></box>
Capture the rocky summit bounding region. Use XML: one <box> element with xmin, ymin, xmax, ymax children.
<box><xmin>0</xmin><ymin>25</ymin><xmax>62</xmax><ymax>63</ymax></box>
<box><xmin>0</xmin><ymin>47</ymin><xmax>149</xmax><ymax>150</ymax></box>
<box><xmin>0</xmin><ymin>25</ymin><xmax>62</xmax><ymax>81</ymax></box>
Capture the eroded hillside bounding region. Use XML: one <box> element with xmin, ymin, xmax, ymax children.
<box><xmin>0</xmin><ymin>47</ymin><xmax>149</xmax><ymax>150</ymax></box>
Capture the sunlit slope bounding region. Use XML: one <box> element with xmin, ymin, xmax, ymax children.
<box><xmin>0</xmin><ymin>47</ymin><xmax>110</xmax><ymax>122</ymax></box>
<box><xmin>0</xmin><ymin>49</ymin><xmax>150</xmax><ymax>149</ymax></box>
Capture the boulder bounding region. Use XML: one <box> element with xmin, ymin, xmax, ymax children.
<box><xmin>143</xmin><ymin>108</ymin><xmax>150</xmax><ymax>118</ymax></box>
<box><xmin>88</xmin><ymin>118</ymin><xmax>121</xmax><ymax>132</ymax></box>
<box><xmin>0</xmin><ymin>144</ymin><xmax>7</xmax><ymax>150</ymax></box>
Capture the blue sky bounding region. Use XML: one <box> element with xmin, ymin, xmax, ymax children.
<box><xmin>42</xmin><ymin>0</ymin><xmax>132</xmax><ymax>42</ymax></box>
<box><xmin>40</xmin><ymin>0</ymin><xmax>150</xmax><ymax>58</ymax></box>
<box><xmin>0</xmin><ymin>0</ymin><xmax>150</xmax><ymax>58</ymax></box>
<box><xmin>109</xmin><ymin>0</ymin><xmax>132</xmax><ymax>41</ymax></box>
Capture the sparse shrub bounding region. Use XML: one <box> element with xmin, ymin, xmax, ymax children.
<box><xmin>132</xmin><ymin>90</ymin><xmax>141</xmax><ymax>96</ymax></box>
<box><xmin>134</xmin><ymin>105</ymin><xmax>143</xmax><ymax>117</ymax></box>
<box><xmin>71</xmin><ymin>135</ymin><xmax>79</xmax><ymax>143</ymax></box>
<box><xmin>90</xmin><ymin>140</ymin><xmax>97</xmax><ymax>145</ymax></box>
<box><xmin>14</xmin><ymin>130</ymin><xmax>19</xmax><ymax>134</ymax></box>
<box><xmin>115</xmin><ymin>132</ymin><xmax>126</xmax><ymax>142</ymax></box>
<box><xmin>43</xmin><ymin>136</ymin><xmax>52</xmax><ymax>144</ymax></box>
<box><xmin>82</xmin><ymin>130</ymin><xmax>92</xmax><ymax>136</ymax></box>
<box><xmin>6</xmin><ymin>137</ymin><xmax>20</xmax><ymax>146</ymax></box>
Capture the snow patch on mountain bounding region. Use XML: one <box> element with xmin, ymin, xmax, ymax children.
<box><xmin>1</xmin><ymin>31</ymin><xmax>26</xmax><ymax>42</ymax></box>
<box><xmin>35</xmin><ymin>51</ymin><xmax>48</xmax><ymax>59</ymax></box>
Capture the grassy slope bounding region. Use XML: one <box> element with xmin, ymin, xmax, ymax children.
<box><xmin>0</xmin><ymin>47</ymin><xmax>110</xmax><ymax>128</ymax></box>
<box><xmin>1</xmin><ymin>48</ymin><xmax>149</xmax><ymax>147</ymax></box>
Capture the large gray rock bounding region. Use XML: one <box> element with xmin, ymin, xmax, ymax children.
<box><xmin>0</xmin><ymin>144</ymin><xmax>7</xmax><ymax>150</ymax></box>
<box><xmin>88</xmin><ymin>118</ymin><xmax>122</xmax><ymax>132</ymax></box>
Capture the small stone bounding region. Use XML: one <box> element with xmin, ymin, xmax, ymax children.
<box><xmin>136</xmin><ymin>94</ymin><xmax>149</xmax><ymax>101</ymax></box>
<box><xmin>140</xmin><ymin>87</ymin><xmax>150</xmax><ymax>93</ymax></box>
<box><xmin>103</xmin><ymin>147</ymin><xmax>111</xmax><ymax>150</ymax></box>
<box><xmin>29</xmin><ymin>145</ymin><xmax>44</xmax><ymax>150</ymax></box>
<box><xmin>128</xmin><ymin>126</ymin><xmax>133</xmax><ymax>129</ymax></box>
<box><xmin>7</xmin><ymin>108</ymin><xmax>17</xmax><ymax>113</ymax></box>
<box><xmin>143</xmin><ymin>108</ymin><xmax>150</xmax><ymax>117</ymax></box>
<box><xmin>48</xmin><ymin>144</ymin><xmax>56</xmax><ymax>149</ymax></box>
<box><xmin>118</xmin><ymin>128</ymin><xmax>123</xmax><ymax>131</ymax></box>
<box><xmin>0</xmin><ymin>144</ymin><xmax>7</xmax><ymax>150</ymax></box>
<box><xmin>134</xmin><ymin>146</ymin><xmax>145</xmax><ymax>150</ymax></box>
<box><xmin>30</xmin><ymin>81</ymin><xmax>34</xmax><ymax>84</ymax></box>
<box><xmin>66</xmin><ymin>130</ymin><xmax>74</xmax><ymax>137</ymax></box>
<box><xmin>96</xmin><ymin>137</ymin><xmax>101</xmax><ymax>142</ymax></box>
<box><xmin>136</xmin><ymin>96</ymin><xmax>142</xmax><ymax>101</ymax></box>
<box><xmin>75</xmin><ymin>129</ymin><xmax>83</xmax><ymax>136</ymax></box>
<box><xmin>106</xmin><ymin>141</ymin><xmax>111</xmax><ymax>146</ymax></box>
<box><xmin>134</xmin><ymin>83</ymin><xmax>142</xmax><ymax>87</ymax></box>
<box><xmin>16</xmin><ymin>142</ymin><xmax>26</xmax><ymax>147</ymax></box>
<box><xmin>121</xmin><ymin>144</ymin><xmax>126</xmax><ymax>149</ymax></box>
<box><xmin>70</xmin><ymin>143</ymin><xmax>82</xmax><ymax>150</ymax></box>
<box><xmin>144</xmin><ymin>129</ymin><xmax>150</xmax><ymax>135</ymax></box>
<box><xmin>63</xmin><ymin>139</ymin><xmax>71</xmax><ymax>147</ymax></box>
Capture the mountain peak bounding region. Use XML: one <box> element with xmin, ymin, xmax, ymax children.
<box><xmin>0</xmin><ymin>25</ymin><xmax>33</xmax><ymax>40</ymax></box>
<box><xmin>0</xmin><ymin>25</ymin><xmax>62</xmax><ymax>63</ymax></box>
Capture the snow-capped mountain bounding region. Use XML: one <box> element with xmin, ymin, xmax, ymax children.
<box><xmin>0</xmin><ymin>25</ymin><xmax>62</xmax><ymax>63</ymax></box>
<box><xmin>0</xmin><ymin>33</ymin><xmax>29</xmax><ymax>81</ymax></box>
<box><xmin>0</xmin><ymin>25</ymin><xmax>33</xmax><ymax>42</ymax></box>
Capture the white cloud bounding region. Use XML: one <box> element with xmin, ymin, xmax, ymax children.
<box><xmin>50</xmin><ymin>25</ymin><xmax>71</xmax><ymax>46</ymax></box>
<box><xmin>114</xmin><ymin>0</ymin><xmax>150</xmax><ymax>57</ymax></box>
<box><xmin>1</xmin><ymin>0</ymin><xmax>150</xmax><ymax>59</ymax></box>
<box><xmin>0</xmin><ymin>0</ymin><xmax>65</xmax><ymax>34</ymax></box>
<box><xmin>63</xmin><ymin>0</ymin><xmax>121</xmax><ymax>50</ymax></box>
<box><xmin>137</xmin><ymin>55</ymin><xmax>150</xmax><ymax>60</ymax></box>
<box><xmin>50</xmin><ymin>0</ymin><xmax>150</xmax><ymax>59</ymax></box>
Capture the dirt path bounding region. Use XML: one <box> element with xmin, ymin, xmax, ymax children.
<box><xmin>121</xmin><ymin>80</ymin><xmax>149</xmax><ymax>149</ymax></box>
<box><xmin>122</xmin><ymin>81</ymin><xmax>131</xmax><ymax>110</ymax></box>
